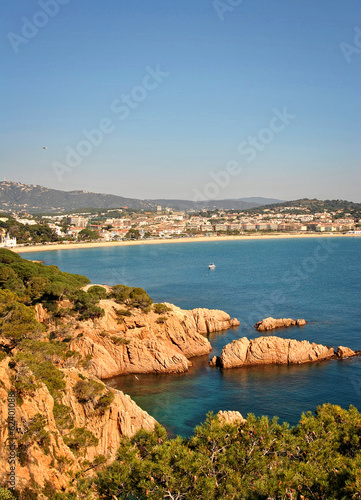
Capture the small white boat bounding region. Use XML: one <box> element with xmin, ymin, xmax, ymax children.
<box><xmin>208</xmin><ymin>263</ymin><xmax>216</xmax><ymax>270</ymax></box>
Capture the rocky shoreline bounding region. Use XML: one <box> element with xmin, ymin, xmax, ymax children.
<box><xmin>1</xmin><ymin>300</ymin><xmax>240</xmax><ymax>491</ymax></box>
<box><xmin>63</xmin><ymin>301</ymin><xmax>240</xmax><ymax>378</ymax></box>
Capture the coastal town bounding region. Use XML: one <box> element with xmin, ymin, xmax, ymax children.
<box><xmin>0</xmin><ymin>202</ymin><xmax>360</xmax><ymax>247</ymax></box>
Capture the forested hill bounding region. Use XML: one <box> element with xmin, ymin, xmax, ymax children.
<box><xmin>245</xmin><ymin>198</ymin><xmax>361</xmax><ymax>215</ymax></box>
<box><xmin>0</xmin><ymin>181</ymin><xmax>156</xmax><ymax>213</ymax></box>
<box><xmin>0</xmin><ymin>181</ymin><xmax>281</xmax><ymax>213</ymax></box>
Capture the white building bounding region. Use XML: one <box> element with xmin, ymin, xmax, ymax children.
<box><xmin>0</xmin><ymin>233</ymin><xmax>17</xmax><ymax>247</ymax></box>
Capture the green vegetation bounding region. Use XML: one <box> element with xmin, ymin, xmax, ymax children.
<box><xmin>86</xmin><ymin>285</ymin><xmax>108</xmax><ymax>300</ymax></box>
<box><xmin>95</xmin><ymin>404</ymin><xmax>361</xmax><ymax>500</ymax></box>
<box><xmin>0</xmin><ymin>217</ymin><xmax>59</xmax><ymax>244</ymax></box>
<box><xmin>155</xmin><ymin>316</ymin><xmax>167</xmax><ymax>324</ymax></box>
<box><xmin>74</xmin><ymin>379</ymin><xmax>104</xmax><ymax>403</ymax></box>
<box><xmin>96</xmin><ymin>391</ymin><xmax>115</xmax><ymax>411</ymax></box>
<box><xmin>245</xmin><ymin>198</ymin><xmax>361</xmax><ymax>221</ymax></box>
<box><xmin>0</xmin><ymin>290</ymin><xmax>42</xmax><ymax>342</ymax></box>
<box><xmin>69</xmin><ymin>290</ymin><xmax>105</xmax><ymax>320</ymax></box>
<box><xmin>124</xmin><ymin>228</ymin><xmax>141</xmax><ymax>239</ymax></box>
<box><xmin>17</xmin><ymin>414</ymin><xmax>51</xmax><ymax>465</ymax></box>
<box><xmin>115</xmin><ymin>308</ymin><xmax>132</xmax><ymax>317</ymax></box>
<box><xmin>0</xmin><ymin>249</ymin><xmax>90</xmax><ymax>306</ymax></box>
<box><xmin>63</xmin><ymin>427</ymin><xmax>99</xmax><ymax>453</ymax></box>
<box><xmin>53</xmin><ymin>402</ymin><xmax>74</xmax><ymax>431</ymax></box>
<box><xmin>153</xmin><ymin>303</ymin><xmax>172</xmax><ymax>314</ymax></box>
<box><xmin>77</xmin><ymin>229</ymin><xmax>99</xmax><ymax>241</ymax></box>
<box><xmin>110</xmin><ymin>284</ymin><xmax>152</xmax><ymax>310</ymax></box>
<box><xmin>0</xmin><ymin>489</ymin><xmax>16</xmax><ymax>500</ymax></box>
<box><xmin>110</xmin><ymin>335</ymin><xmax>130</xmax><ymax>345</ymax></box>
<box><xmin>14</xmin><ymin>339</ymin><xmax>80</xmax><ymax>399</ymax></box>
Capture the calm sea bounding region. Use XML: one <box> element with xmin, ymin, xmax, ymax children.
<box><xmin>21</xmin><ymin>237</ymin><xmax>361</xmax><ymax>436</ymax></box>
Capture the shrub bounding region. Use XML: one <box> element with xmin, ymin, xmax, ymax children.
<box><xmin>156</xmin><ymin>317</ymin><xmax>167</xmax><ymax>324</ymax></box>
<box><xmin>64</xmin><ymin>427</ymin><xmax>98</xmax><ymax>452</ymax></box>
<box><xmin>74</xmin><ymin>379</ymin><xmax>104</xmax><ymax>403</ymax></box>
<box><xmin>14</xmin><ymin>365</ymin><xmax>38</xmax><ymax>397</ymax></box>
<box><xmin>70</xmin><ymin>290</ymin><xmax>105</xmax><ymax>321</ymax></box>
<box><xmin>18</xmin><ymin>339</ymin><xmax>76</xmax><ymax>362</ymax></box>
<box><xmin>153</xmin><ymin>303</ymin><xmax>172</xmax><ymax>314</ymax></box>
<box><xmin>110</xmin><ymin>284</ymin><xmax>153</xmax><ymax>310</ymax></box>
<box><xmin>95</xmin><ymin>405</ymin><xmax>361</xmax><ymax>500</ymax></box>
<box><xmin>0</xmin><ymin>290</ymin><xmax>43</xmax><ymax>342</ymax></box>
<box><xmin>110</xmin><ymin>284</ymin><xmax>132</xmax><ymax>303</ymax></box>
<box><xmin>129</xmin><ymin>287</ymin><xmax>152</xmax><ymax>310</ymax></box>
<box><xmin>96</xmin><ymin>391</ymin><xmax>115</xmax><ymax>411</ymax></box>
<box><xmin>87</xmin><ymin>285</ymin><xmax>108</xmax><ymax>300</ymax></box>
<box><xmin>31</xmin><ymin>361</ymin><xmax>66</xmax><ymax>397</ymax></box>
<box><xmin>42</xmin><ymin>300</ymin><xmax>58</xmax><ymax>314</ymax></box>
<box><xmin>110</xmin><ymin>336</ymin><xmax>130</xmax><ymax>346</ymax></box>
<box><xmin>26</xmin><ymin>276</ymin><xmax>51</xmax><ymax>302</ymax></box>
<box><xmin>115</xmin><ymin>308</ymin><xmax>132</xmax><ymax>317</ymax></box>
<box><xmin>15</xmin><ymin>344</ymin><xmax>67</xmax><ymax>398</ymax></box>
<box><xmin>0</xmin><ymin>488</ymin><xmax>16</xmax><ymax>500</ymax></box>
<box><xmin>18</xmin><ymin>414</ymin><xmax>51</xmax><ymax>461</ymax></box>
<box><xmin>79</xmin><ymin>304</ymin><xmax>105</xmax><ymax>321</ymax></box>
<box><xmin>53</xmin><ymin>403</ymin><xmax>74</xmax><ymax>431</ymax></box>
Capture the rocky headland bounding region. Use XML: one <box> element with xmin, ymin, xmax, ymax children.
<box><xmin>254</xmin><ymin>317</ymin><xmax>307</xmax><ymax>332</ymax></box>
<box><xmin>209</xmin><ymin>336</ymin><xmax>357</xmax><ymax>369</ymax></box>
<box><xmin>1</xmin><ymin>299</ymin><xmax>239</xmax><ymax>491</ymax></box>
<box><xmin>47</xmin><ymin>300</ymin><xmax>240</xmax><ymax>378</ymax></box>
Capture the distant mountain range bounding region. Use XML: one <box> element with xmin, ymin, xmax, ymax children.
<box><xmin>0</xmin><ymin>181</ymin><xmax>284</xmax><ymax>213</ymax></box>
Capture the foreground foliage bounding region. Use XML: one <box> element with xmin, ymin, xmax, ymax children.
<box><xmin>95</xmin><ymin>405</ymin><xmax>361</xmax><ymax>500</ymax></box>
<box><xmin>3</xmin><ymin>404</ymin><xmax>361</xmax><ymax>499</ymax></box>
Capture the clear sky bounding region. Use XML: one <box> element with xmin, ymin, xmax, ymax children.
<box><xmin>1</xmin><ymin>0</ymin><xmax>360</xmax><ymax>202</ymax></box>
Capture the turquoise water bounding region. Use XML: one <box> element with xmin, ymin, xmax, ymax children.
<box><xmin>21</xmin><ymin>237</ymin><xmax>361</xmax><ymax>436</ymax></box>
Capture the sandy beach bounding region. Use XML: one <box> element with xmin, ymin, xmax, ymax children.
<box><xmin>11</xmin><ymin>232</ymin><xmax>359</xmax><ymax>254</ymax></box>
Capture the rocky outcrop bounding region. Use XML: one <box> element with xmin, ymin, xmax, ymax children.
<box><xmin>337</xmin><ymin>346</ymin><xmax>356</xmax><ymax>358</ymax></box>
<box><xmin>34</xmin><ymin>303</ymin><xmax>49</xmax><ymax>323</ymax></box>
<box><xmin>254</xmin><ymin>317</ymin><xmax>307</xmax><ymax>332</ymax></box>
<box><xmin>217</xmin><ymin>410</ymin><xmax>246</xmax><ymax>425</ymax></box>
<box><xmin>190</xmin><ymin>307</ymin><xmax>240</xmax><ymax>334</ymax></box>
<box><xmin>0</xmin><ymin>357</ymin><xmax>156</xmax><ymax>492</ymax></box>
<box><xmin>68</xmin><ymin>301</ymin><xmax>239</xmax><ymax>378</ymax></box>
<box><xmin>209</xmin><ymin>355</ymin><xmax>218</xmax><ymax>367</ymax></box>
<box><xmin>214</xmin><ymin>336</ymin><xmax>336</xmax><ymax>369</ymax></box>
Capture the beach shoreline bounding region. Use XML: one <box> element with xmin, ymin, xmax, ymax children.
<box><xmin>10</xmin><ymin>232</ymin><xmax>359</xmax><ymax>254</ymax></box>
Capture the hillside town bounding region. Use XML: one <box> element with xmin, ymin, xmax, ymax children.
<box><xmin>0</xmin><ymin>203</ymin><xmax>360</xmax><ymax>247</ymax></box>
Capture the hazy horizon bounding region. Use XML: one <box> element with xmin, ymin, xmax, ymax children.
<box><xmin>2</xmin><ymin>1</ymin><xmax>360</xmax><ymax>202</ymax></box>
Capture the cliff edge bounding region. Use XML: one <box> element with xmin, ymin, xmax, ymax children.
<box><xmin>64</xmin><ymin>301</ymin><xmax>239</xmax><ymax>378</ymax></box>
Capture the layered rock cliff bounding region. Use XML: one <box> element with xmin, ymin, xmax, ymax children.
<box><xmin>0</xmin><ymin>357</ymin><xmax>156</xmax><ymax>492</ymax></box>
<box><xmin>210</xmin><ymin>336</ymin><xmax>357</xmax><ymax>369</ymax></box>
<box><xmin>66</xmin><ymin>301</ymin><xmax>239</xmax><ymax>378</ymax></box>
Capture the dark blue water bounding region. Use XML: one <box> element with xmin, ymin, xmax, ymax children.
<box><xmin>21</xmin><ymin>237</ymin><xmax>361</xmax><ymax>436</ymax></box>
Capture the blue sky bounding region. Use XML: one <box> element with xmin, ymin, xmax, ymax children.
<box><xmin>1</xmin><ymin>0</ymin><xmax>360</xmax><ymax>201</ymax></box>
